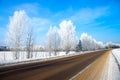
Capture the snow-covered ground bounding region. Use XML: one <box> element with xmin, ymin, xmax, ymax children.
<box><xmin>0</xmin><ymin>49</ymin><xmax>106</xmax><ymax>66</ymax></box>
<box><xmin>0</xmin><ymin>51</ymin><xmax>77</xmax><ymax>66</ymax></box>
<box><xmin>102</xmin><ymin>48</ymin><xmax>120</xmax><ymax>80</ymax></box>
<box><xmin>112</xmin><ymin>49</ymin><xmax>120</xmax><ymax>65</ymax></box>
<box><xmin>101</xmin><ymin>51</ymin><xmax>120</xmax><ymax>80</ymax></box>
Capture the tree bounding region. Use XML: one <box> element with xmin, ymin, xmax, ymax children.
<box><xmin>46</xmin><ymin>26</ymin><xmax>60</xmax><ymax>55</ymax></box>
<box><xmin>105</xmin><ymin>42</ymin><xmax>120</xmax><ymax>49</ymax></box>
<box><xmin>59</xmin><ymin>20</ymin><xmax>77</xmax><ymax>54</ymax></box>
<box><xmin>26</xmin><ymin>27</ymin><xmax>34</xmax><ymax>58</ymax></box>
<box><xmin>7</xmin><ymin>10</ymin><xmax>29</xmax><ymax>59</ymax></box>
<box><xmin>76</xmin><ymin>40</ymin><xmax>82</xmax><ymax>52</ymax></box>
<box><xmin>80</xmin><ymin>33</ymin><xmax>105</xmax><ymax>51</ymax></box>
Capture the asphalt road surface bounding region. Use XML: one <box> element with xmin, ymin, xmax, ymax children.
<box><xmin>0</xmin><ymin>50</ymin><xmax>108</xmax><ymax>80</ymax></box>
<box><xmin>72</xmin><ymin>50</ymin><xmax>111</xmax><ymax>80</ymax></box>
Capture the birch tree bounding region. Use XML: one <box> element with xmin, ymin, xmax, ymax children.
<box><xmin>26</xmin><ymin>27</ymin><xmax>34</xmax><ymax>58</ymax></box>
<box><xmin>59</xmin><ymin>20</ymin><xmax>77</xmax><ymax>54</ymax></box>
<box><xmin>46</xmin><ymin>26</ymin><xmax>60</xmax><ymax>55</ymax></box>
<box><xmin>7</xmin><ymin>10</ymin><xmax>29</xmax><ymax>59</ymax></box>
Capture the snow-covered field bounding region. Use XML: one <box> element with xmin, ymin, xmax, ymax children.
<box><xmin>0</xmin><ymin>51</ymin><xmax>96</xmax><ymax>66</ymax></box>
<box><xmin>0</xmin><ymin>49</ymin><xmax>106</xmax><ymax>66</ymax></box>
<box><xmin>0</xmin><ymin>51</ymin><xmax>77</xmax><ymax>66</ymax></box>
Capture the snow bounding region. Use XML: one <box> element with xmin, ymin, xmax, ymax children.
<box><xmin>112</xmin><ymin>48</ymin><xmax>120</xmax><ymax>65</ymax></box>
<box><xmin>101</xmin><ymin>52</ymin><xmax>120</xmax><ymax>80</ymax></box>
<box><xmin>0</xmin><ymin>49</ymin><xmax>106</xmax><ymax>66</ymax></box>
<box><xmin>101</xmin><ymin>48</ymin><xmax>120</xmax><ymax>80</ymax></box>
<box><xmin>0</xmin><ymin>51</ymin><xmax>76</xmax><ymax>66</ymax></box>
<box><xmin>111</xmin><ymin>49</ymin><xmax>120</xmax><ymax>80</ymax></box>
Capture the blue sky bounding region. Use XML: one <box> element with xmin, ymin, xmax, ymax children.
<box><xmin>0</xmin><ymin>0</ymin><xmax>120</xmax><ymax>45</ymax></box>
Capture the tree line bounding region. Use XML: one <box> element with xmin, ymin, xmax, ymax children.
<box><xmin>6</xmin><ymin>10</ymin><xmax>120</xmax><ymax>59</ymax></box>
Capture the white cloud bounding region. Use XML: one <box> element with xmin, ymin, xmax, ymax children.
<box><xmin>5</xmin><ymin>3</ymin><xmax>40</xmax><ymax>16</ymax></box>
<box><xmin>71</xmin><ymin>7</ymin><xmax>109</xmax><ymax>25</ymax></box>
<box><xmin>29</xmin><ymin>17</ymin><xmax>50</xmax><ymax>32</ymax></box>
<box><xmin>15</xmin><ymin>3</ymin><xmax>39</xmax><ymax>15</ymax></box>
<box><xmin>27</xmin><ymin>17</ymin><xmax>51</xmax><ymax>45</ymax></box>
<box><xmin>29</xmin><ymin>17</ymin><xmax>51</xmax><ymax>44</ymax></box>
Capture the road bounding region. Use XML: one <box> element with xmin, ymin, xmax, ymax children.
<box><xmin>72</xmin><ymin>50</ymin><xmax>111</xmax><ymax>80</ymax></box>
<box><xmin>0</xmin><ymin>50</ymin><xmax>108</xmax><ymax>80</ymax></box>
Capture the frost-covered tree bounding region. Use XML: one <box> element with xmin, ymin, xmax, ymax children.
<box><xmin>80</xmin><ymin>33</ymin><xmax>104</xmax><ymax>51</ymax></box>
<box><xmin>7</xmin><ymin>10</ymin><xmax>29</xmax><ymax>59</ymax></box>
<box><xmin>96</xmin><ymin>41</ymin><xmax>105</xmax><ymax>49</ymax></box>
<box><xmin>105</xmin><ymin>42</ymin><xmax>120</xmax><ymax>49</ymax></box>
<box><xmin>25</xmin><ymin>26</ymin><xmax>34</xmax><ymax>58</ymax></box>
<box><xmin>46</xmin><ymin>26</ymin><xmax>61</xmax><ymax>55</ymax></box>
<box><xmin>59</xmin><ymin>20</ymin><xmax>77</xmax><ymax>54</ymax></box>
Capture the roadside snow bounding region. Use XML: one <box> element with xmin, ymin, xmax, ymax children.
<box><xmin>0</xmin><ymin>49</ymin><xmax>106</xmax><ymax>66</ymax></box>
<box><xmin>0</xmin><ymin>51</ymin><xmax>75</xmax><ymax>66</ymax></box>
<box><xmin>101</xmin><ymin>49</ymin><xmax>120</xmax><ymax>80</ymax></box>
<box><xmin>112</xmin><ymin>49</ymin><xmax>120</xmax><ymax>65</ymax></box>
